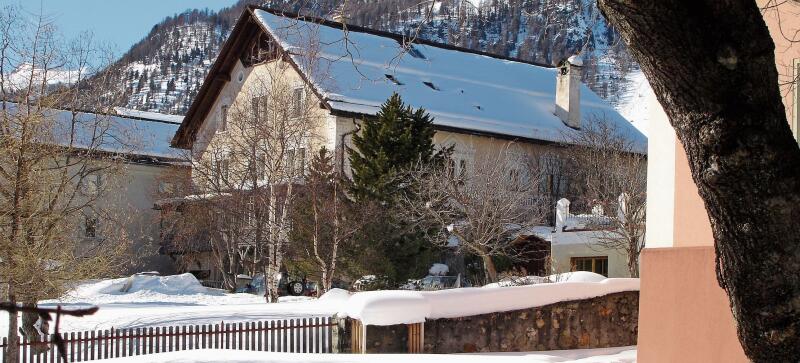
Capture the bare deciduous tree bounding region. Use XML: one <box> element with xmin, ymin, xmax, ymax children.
<box><xmin>178</xmin><ymin>38</ymin><xmax>325</xmax><ymax>301</ymax></box>
<box><xmin>0</xmin><ymin>7</ymin><xmax>132</xmax><ymax>362</ymax></box>
<box><xmin>565</xmin><ymin>117</ymin><xmax>646</xmax><ymax>277</ymax></box>
<box><xmin>400</xmin><ymin>144</ymin><xmax>549</xmax><ymax>283</ymax></box>
<box><xmin>290</xmin><ymin>147</ymin><xmax>372</xmax><ymax>294</ymax></box>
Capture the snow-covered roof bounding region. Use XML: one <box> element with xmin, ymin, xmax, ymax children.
<box><xmin>114</xmin><ymin>107</ymin><xmax>184</xmax><ymax>124</ymax></box>
<box><xmin>252</xmin><ymin>9</ymin><xmax>646</xmax><ymax>147</ymax></box>
<box><xmin>4</xmin><ymin>102</ymin><xmax>182</xmax><ymax>161</ymax></box>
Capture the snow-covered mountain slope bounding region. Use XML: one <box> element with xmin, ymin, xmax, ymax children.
<box><xmin>100</xmin><ymin>0</ymin><xmax>647</xmax><ymax>131</ymax></box>
<box><xmin>5</xmin><ymin>63</ymin><xmax>83</xmax><ymax>91</ymax></box>
<box><xmin>616</xmin><ymin>69</ymin><xmax>655</xmax><ymax>137</ymax></box>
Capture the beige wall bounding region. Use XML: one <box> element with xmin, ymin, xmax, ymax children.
<box><xmin>192</xmin><ymin>58</ymin><xmax>330</xmax><ymax>187</ymax></box>
<box><xmin>109</xmin><ymin>162</ymin><xmax>176</xmax><ymax>274</ymax></box>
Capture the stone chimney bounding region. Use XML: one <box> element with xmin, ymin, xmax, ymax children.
<box><xmin>555</xmin><ymin>54</ymin><xmax>583</xmax><ymax>129</ymax></box>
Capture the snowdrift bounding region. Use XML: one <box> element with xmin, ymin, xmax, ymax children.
<box><xmin>341</xmin><ymin>277</ymin><xmax>639</xmax><ymax>326</ymax></box>
<box><xmin>61</xmin><ymin>273</ymin><xmax>221</xmax><ymax>304</ymax></box>
<box><xmin>112</xmin><ymin>273</ymin><xmax>210</xmax><ymax>295</ymax></box>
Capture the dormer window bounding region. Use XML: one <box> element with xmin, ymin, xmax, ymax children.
<box><xmin>423</xmin><ymin>81</ymin><xmax>439</xmax><ymax>91</ymax></box>
<box><xmin>408</xmin><ymin>45</ymin><xmax>426</xmax><ymax>59</ymax></box>
<box><xmin>385</xmin><ymin>74</ymin><xmax>404</xmax><ymax>85</ymax></box>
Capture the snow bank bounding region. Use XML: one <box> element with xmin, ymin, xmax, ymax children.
<box><xmin>107</xmin><ymin>273</ymin><xmax>210</xmax><ymax>295</ymax></box>
<box><xmin>318</xmin><ymin>288</ymin><xmax>351</xmax><ymax>302</ymax></box>
<box><xmin>56</xmin><ymin>273</ymin><xmax>223</xmax><ymax>306</ymax></box>
<box><xmin>342</xmin><ymin>278</ymin><xmax>639</xmax><ymax>326</ymax></box>
<box><xmin>114</xmin><ymin>273</ymin><xmax>208</xmax><ymax>295</ymax></box>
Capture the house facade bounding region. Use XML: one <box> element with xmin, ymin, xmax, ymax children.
<box><xmin>637</xmin><ymin>1</ymin><xmax>800</xmax><ymax>361</ymax></box>
<box><xmin>533</xmin><ymin>198</ymin><xmax>634</xmax><ymax>278</ymax></box>
<box><xmin>169</xmin><ymin>7</ymin><xmax>645</xmax><ymax>282</ymax></box>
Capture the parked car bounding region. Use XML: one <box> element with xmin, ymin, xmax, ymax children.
<box><xmin>401</xmin><ymin>274</ymin><xmax>470</xmax><ymax>291</ymax></box>
<box><xmin>246</xmin><ymin>272</ymin><xmax>317</xmax><ymax>296</ymax></box>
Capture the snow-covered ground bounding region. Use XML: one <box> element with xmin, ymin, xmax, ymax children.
<box><xmin>0</xmin><ymin>274</ymin><xmax>345</xmax><ymax>336</ymax></box>
<box><xmin>93</xmin><ymin>347</ymin><xmax>637</xmax><ymax>363</ymax></box>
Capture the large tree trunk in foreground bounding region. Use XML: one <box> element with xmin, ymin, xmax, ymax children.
<box><xmin>597</xmin><ymin>1</ymin><xmax>800</xmax><ymax>361</ymax></box>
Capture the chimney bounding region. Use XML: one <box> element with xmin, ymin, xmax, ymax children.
<box><xmin>556</xmin><ymin>198</ymin><xmax>570</xmax><ymax>233</ymax></box>
<box><xmin>555</xmin><ymin>54</ymin><xmax>583</xmax><ymax>129</ymax></box>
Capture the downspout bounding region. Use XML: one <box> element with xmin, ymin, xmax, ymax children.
<box><xmin>339</xmin><ymin>118</ymin><xmax>360</xmax><ymax>175</ymax></box>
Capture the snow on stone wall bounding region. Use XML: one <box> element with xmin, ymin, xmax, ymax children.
<box><xmin>341</xmin><ymin>277</ymin><xmax>639</xmax><ymax>326</ymax></box>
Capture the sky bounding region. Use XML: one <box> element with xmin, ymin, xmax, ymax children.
<box><xmin>1</xmin><ymin>0</ymin><xmax>238</xmax><ymax>55</ymax></box>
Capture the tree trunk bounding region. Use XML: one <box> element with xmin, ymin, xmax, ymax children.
<box><xmin>626</xmin><ymin>245</ymin><xmax>639</xmax><ymax>278</ymax></box>
<box><xmin>481</xmin><ymin>255</ymin><xmax>498</xmax><ymax>283</ymax></box>
<box><xmin>597</xmin><ymin>1</ymin><xmax>800</xmax><ymax>360</ymax></box>
<box><xmin>4</xmin><ymin>287</ymin><xmax>19</xmax><ymax>363</ymax></box>
<box><xmin>20</xmin><ymin>305</ymin><xmax>48</xmax><ymax>355</ymax></box>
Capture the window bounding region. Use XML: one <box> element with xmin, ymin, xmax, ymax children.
<box><xmin>571</xmin><ymin>256</ymin><xmax>609</xmax><ymax>277</ymax></box>
<box><xmin>213</xmin><ymin>157</ymin><xmax>230</xmax><ymax>186</ymax></box>
<box><xmin>256</xmin><ymin>152</ymin><xmax>267</xmax><ymax>181</ymax></box>
<box><xmin>246</xmin><ymin>197</ymin><xmax>255</xmax><ymax>226</ymax></box>
<box><xmin>458</xmin><ymin>159</ymin><xmax>467</xmax><ymax>178</ymax></box>
<box><xmin>219</xmin><ymin>105</ymin><xmax>229</xmax><ymax>132</ymax></box>
<box><xmin>158</xmin><ymin>181</ymin><xmax>173</xmax><ymax>194</ymax></box>
<box><xmin>291</xmin><ymin>87</ymin><xmax>304</xmax><ymax>118</ymax></box>
<box><xmin>285</xmin><ymin>149</ymin><xmax>295</xmax><ymax>176</ymax></box>
<box><xmin>508</xmin><ymin>169</ymin><xmax>521</xmax><ymax>191</ymax></box>
<box><xmin>84</xmin><ymin>215</ymin><xmax>98</xmax><ymax>238</ymax></box>
<box><xmin>252</xmin><ymin>96</ymin><xmax>268</xmax><ymax>121</ymax></box>
<box><xmin>83</xmin><ymin>173</ymin><xmax>103</xmax><ymax>195</ymax></box>
<box><xmin>297</xmin><ymin>148</ymin><xmax>306</xmax><ymax>175</ymax></box>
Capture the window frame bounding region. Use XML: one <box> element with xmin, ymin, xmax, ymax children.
<box><xmin>570</xmin><ymin>256</ymin><xmax>609</xmax><ymax>277</ymax></box>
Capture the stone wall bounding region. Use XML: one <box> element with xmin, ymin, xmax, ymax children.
<box><xmin>341</xmin><ymin>291</ymin><xmax>638</xmax><ymax>353</ymax></box>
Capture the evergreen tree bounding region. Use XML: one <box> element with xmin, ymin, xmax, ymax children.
<box><xmin>347</xmin><ymin>93</ymin><xmax>447</xmax><ymax>285</ymax></box>
<box><xmin>349</xmin><ymin>93</ymin><xmax>436</xmax><ymax>205</ymax></box>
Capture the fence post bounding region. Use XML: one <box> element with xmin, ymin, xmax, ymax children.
<box><xmin>329</xmin><ymin>317</ymin><xmax>337</xmax><ymax>354</ymax></box>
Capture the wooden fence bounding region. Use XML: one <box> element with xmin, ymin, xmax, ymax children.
<box><xmin>0</xmin><ymin>317</ymin><xmax>338</xmax><ymax>363</ymax></box>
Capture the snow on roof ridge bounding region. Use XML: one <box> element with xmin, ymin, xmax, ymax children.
<box><xmin>253</xmin><ymin>7</ymin><xmax>556</xmax><ymax>69</ymax></box>
<box><xmin>340</xmin><ymin>278</ymin><xmax>640</xmax><ymax>326</ymax></box>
